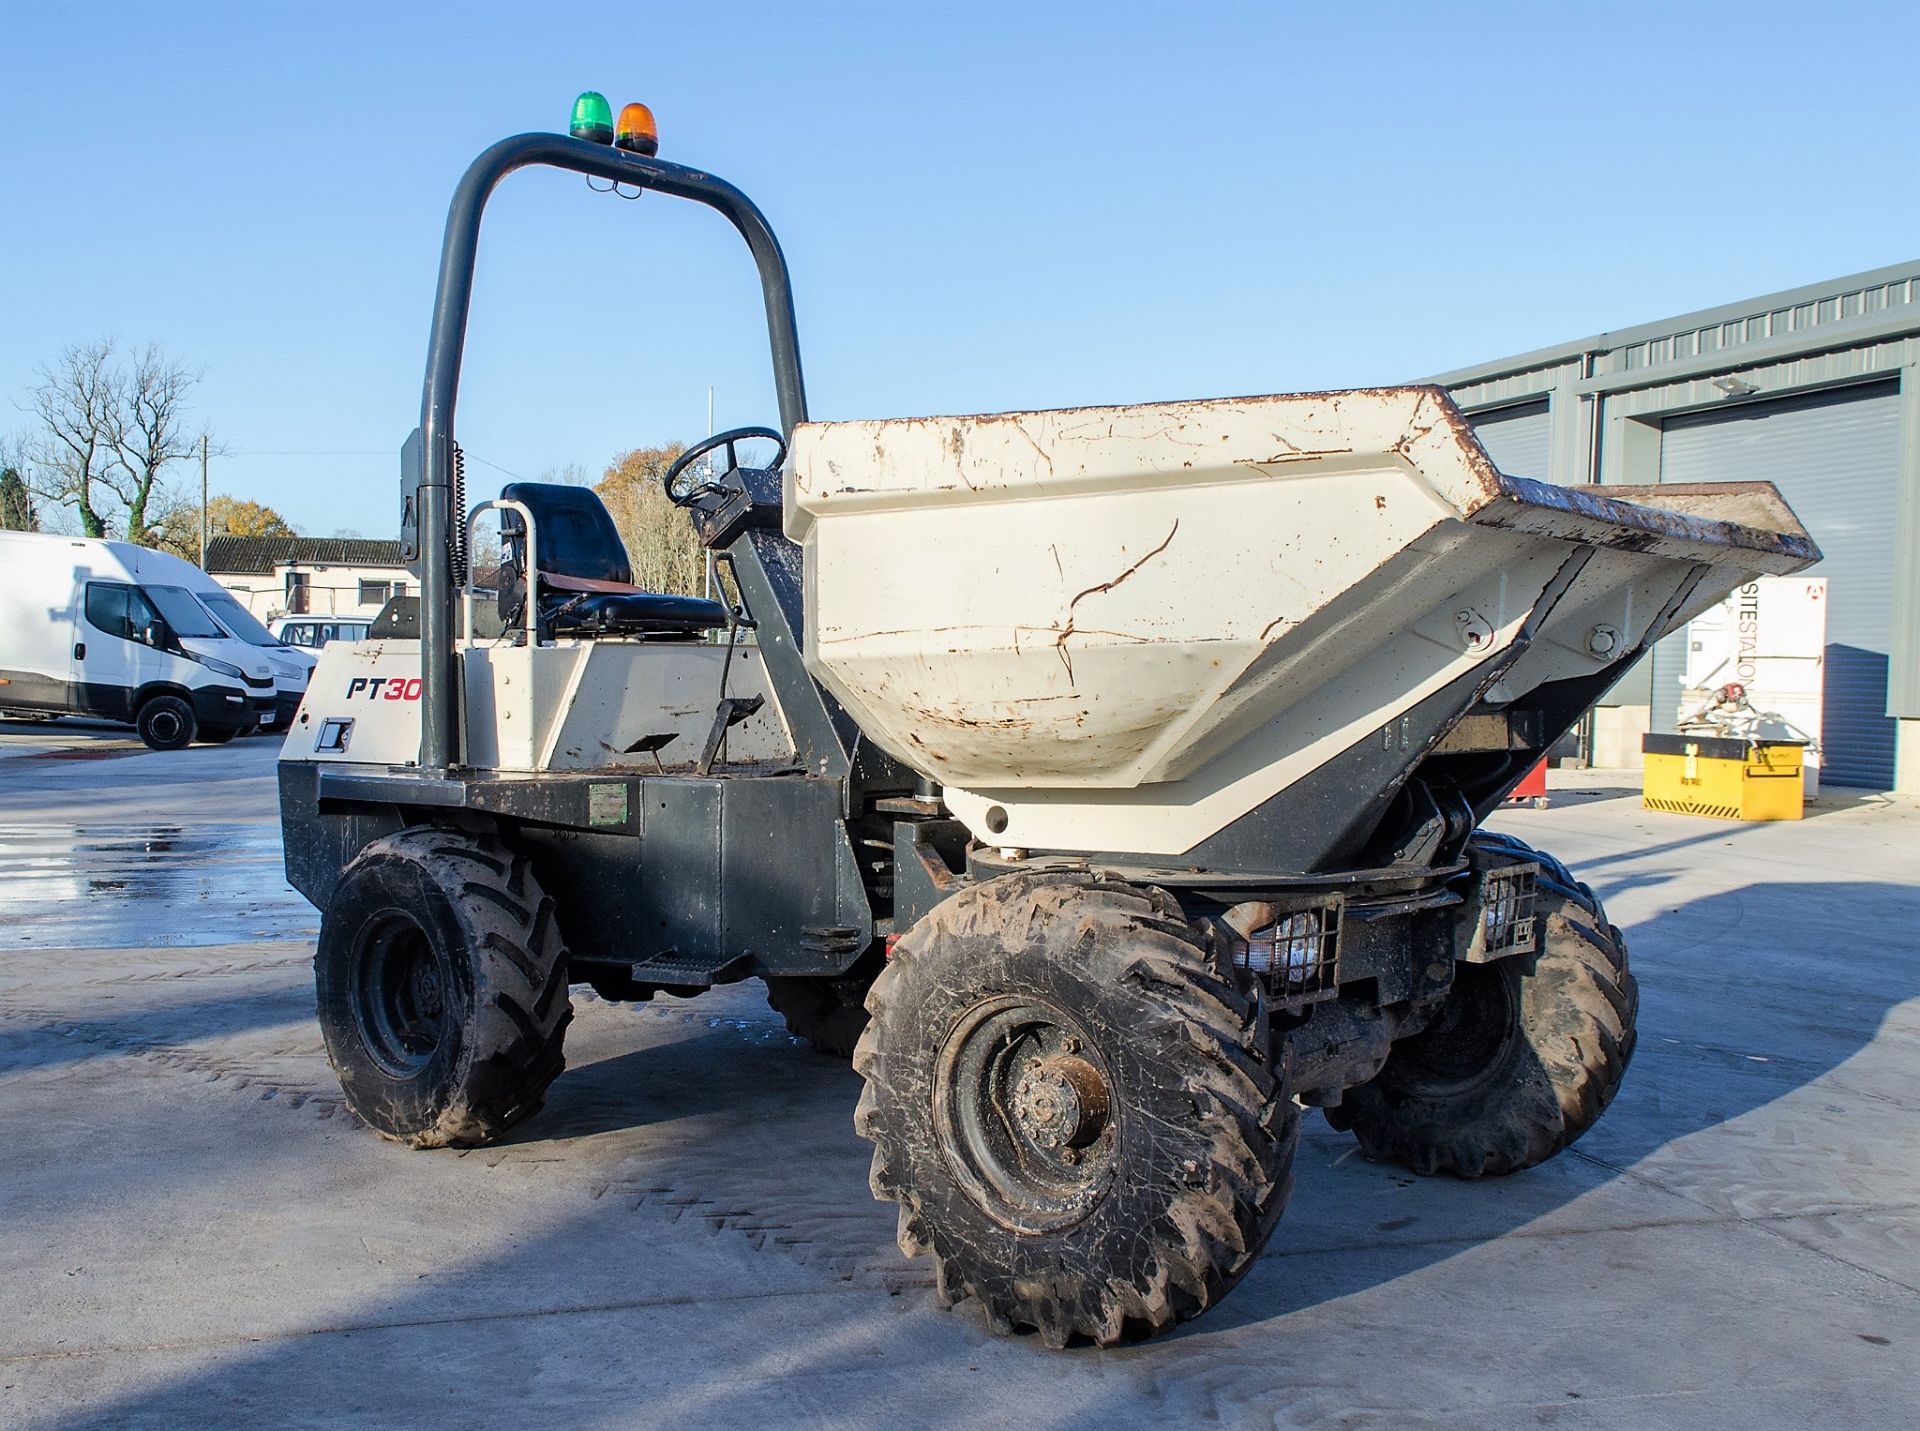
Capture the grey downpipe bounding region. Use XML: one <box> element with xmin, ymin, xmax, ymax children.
<box><xmin>415</xmin><ymin>133</ymin><xmax>810</xmax><ymax>772</ymax></box>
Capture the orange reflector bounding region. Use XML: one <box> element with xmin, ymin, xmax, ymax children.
<box><xmin>615</xmin><ymin>102</ymin><xmax>659</xmax><ymax>156</ymax></box>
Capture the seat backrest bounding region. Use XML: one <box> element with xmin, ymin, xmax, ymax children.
<box><xmin>499</xmin><ymin>482</ymin><xmax>632</xmax><ymax>585</ymax></box>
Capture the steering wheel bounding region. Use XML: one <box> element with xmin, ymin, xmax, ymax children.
<box><xmin>662</xmin><ymin>425</ymin><xmax>787</xmax><ymax>505</ymax></box>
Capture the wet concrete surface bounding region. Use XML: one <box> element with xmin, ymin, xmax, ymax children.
<box><xmin>1</xmin><ymin>717</ymin><xmax>1917</xmax><ymax>1429</ymax></box>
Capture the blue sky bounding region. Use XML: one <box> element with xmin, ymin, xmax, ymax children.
<box><xmin>2</xmin><ymin>1</ymin><xmax>1912</xmax><ymax>537</ymax></box>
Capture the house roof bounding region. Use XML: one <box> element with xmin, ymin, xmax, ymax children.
<box><xmin>203</xmin><ymin>535</ymin><xmax>406</xmax><ymax>575</ymax></box>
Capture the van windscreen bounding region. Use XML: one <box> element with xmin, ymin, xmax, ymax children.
<box><xmin>198</xmin><ymin>590</ymin><xmax>285</xmax><ymax>648</ymax></box>
<box><xmin>142</xmin><ymin>585</ymin><xmax>229</xmax><ymax>639</ymax></box>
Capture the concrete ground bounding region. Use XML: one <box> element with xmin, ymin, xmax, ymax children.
<box><xmin>2</xmin><ymin>715</ymin><xmax>1916</xmax><ymax>1430</ymax></box>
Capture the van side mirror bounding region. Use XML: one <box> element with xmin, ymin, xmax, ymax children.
<box><xmin>138</xmin><ymin>618</ymin><xmax>170</xmax><ymax>649</ymax></box>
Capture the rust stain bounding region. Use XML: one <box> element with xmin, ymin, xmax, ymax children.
<box><xmin>1241</xmin><ymin>447</ymin><xmax>1355</xmax><ymax>476</ymax></box>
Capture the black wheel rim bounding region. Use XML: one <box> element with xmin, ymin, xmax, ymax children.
<box><xmin>351</xmin><ymin>911</ymin><xmax>447</xmax><ymax>1077</ymax></box>
<box><xmin>149</xmin><ymin>709</ymin><xmax>183</xmax><ymax>743</ymax></box>
<box><xmin>1395</xmin><ymin>960</ymin><xmax>1519</xmax><ymax>1096</ymax></box>
<box><xmin>934</xmin><ymin>996</ymin><xmax>1118</xmax><ymax>1234</ymax></box>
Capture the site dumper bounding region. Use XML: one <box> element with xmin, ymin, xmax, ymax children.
<box><xmin>279</xmin><ymin>103</ymin><xmax>1821</xmax><ymax>1348</ymax></box>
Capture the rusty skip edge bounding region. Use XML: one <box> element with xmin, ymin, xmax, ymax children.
<box><xmin>799</xmin><ymin>383</ymin><xmax>1457</xmax><ymax>437</ymax></box>
<box><xmin>794</xmin><ymin>383</ymin><xmax>1498</xmax><ymax>497</ymax></box>
<box><xmin>793</xmin><ymin>385</ymin><xmax>1817</xmax><ymax>569</ymax></box>
<box><xmin>1472</xmin><ymin>473</ymin><xmax>1822</xmax><ymax>568</ymax></box>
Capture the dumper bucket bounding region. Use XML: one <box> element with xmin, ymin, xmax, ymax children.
<box><xmin>786</xmin><ymin>386</ymin><xmax>1818</xmax><ymax>863</ymax></box>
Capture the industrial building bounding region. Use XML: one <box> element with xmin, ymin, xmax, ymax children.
<box><xmin>1436</xmin><ymin>261</ymin><xmax>1920</xmax><ymax>793</ymax></box>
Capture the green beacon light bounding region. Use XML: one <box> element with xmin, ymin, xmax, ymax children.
<box><xmin>569</xmin><ymin>91</ymin><xmax>614</xmax><ymax>145</ymax></box>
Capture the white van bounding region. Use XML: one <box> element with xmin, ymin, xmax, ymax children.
<box><xmin>0</xmin><ymin>532</ymin><xmax>281</xmax><ymax>748</ymax></box>
<box><xmin>200</xmin><ymin>589</ymin><xmax>319</xmax><ymax>727</ymax></box>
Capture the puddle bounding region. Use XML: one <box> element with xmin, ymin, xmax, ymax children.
<box><xmin>0</xmin><ymin>822</ymin><xmax>317</xmax><ymax>951</ymax></box>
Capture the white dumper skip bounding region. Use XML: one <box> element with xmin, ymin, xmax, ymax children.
<box><xmin>788</xmin><ymin>385</ymin><xmax>1818</xmax><ymax>857</ymax></box>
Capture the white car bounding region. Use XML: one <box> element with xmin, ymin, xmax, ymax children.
<box><xmin>270</xmin><ymin>616</ymin><xmax>371</xmax><ymax>649</ymax></box>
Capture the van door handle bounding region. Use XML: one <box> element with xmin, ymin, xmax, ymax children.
<box><xmin>74</xmin><ymin>642</ymin><xmax>86</xmax><ymax>660</ymax></box>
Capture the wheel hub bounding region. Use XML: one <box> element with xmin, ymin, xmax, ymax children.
<box><xmin>934</xmin><ymin>997</ymin><xmax>1120</xmax><ymax>1233</ymax></box>
<box><xmin>1397</xmin><ymin>959</ymin><xmax>1519</xmax><ymax>1094</ymax></box>
<box><xmin>352</xmin><ymin>911</ymin><xmax>447</xmax><ymax>1078</ymax></box>
<box><xmin>1011</xmin><ymin>1054</ymin><xmax>1109</xmax><ymax>1151</ymax></box>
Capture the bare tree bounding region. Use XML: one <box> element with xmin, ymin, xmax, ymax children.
<box><xmin>21</xmin><ymin>341</ymin><xmax>207</xmax><ymax>543</ymax></box>
<box><xmin>25</xmin><ymin>340</ymin><xmax>119</xmax><ymax>537</ymax></box>
<box><xmin>103</xmin><ymin>345</ymin><xmax>202</xmax><ymax>544</ymax></box>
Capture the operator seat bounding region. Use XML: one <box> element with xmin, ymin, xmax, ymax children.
<box><xmin>497</xmin><ymin>482</ymin><xmax>731</xmax><ymax>639</ymax></box>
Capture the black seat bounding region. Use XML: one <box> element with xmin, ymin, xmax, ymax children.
<box><xmin>497</xmin><ymin>482</ymin><xmax>731</xmax><ymax>638</ymax></box>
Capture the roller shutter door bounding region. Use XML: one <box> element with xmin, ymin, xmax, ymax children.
<box><xmin>1469</xmin><ymin>400</ymin><xmax>1551</xmax><ymax>479</ymax></box>
<box><xmin>1650</xmin><ymin>379</ymin><xmax>1900</xmax><ymax>788</ymax></box>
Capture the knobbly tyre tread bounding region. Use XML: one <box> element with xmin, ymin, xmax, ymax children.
<box><xmin>1328</xmin><ymin>831</ymin><xmax>1636</xmax><ymax>1177</ymax></box>
<box><xmin>314</xmin><ymin>827</ymin><xmax>571</xmax><ymax>1149</ymax></box>
<box><xmin>764</xmin><ymin>949</ymin><xmax>884</xmax><ymax>1059</ymax></box>
<box><xmin>853</xmin><ymin>872</ymin><xmax>1297</xmax><ymax>1348</ymax></box>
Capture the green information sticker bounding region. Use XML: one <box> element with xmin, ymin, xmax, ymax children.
<box><xmin>587</xmin><ymin>782</ymin><xmax>629</xmax><ymax>828</ymax></box>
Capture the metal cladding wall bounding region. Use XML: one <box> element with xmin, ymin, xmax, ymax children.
<box><xmin>1432</xmin><ymin>261</ymin><xmax>1920</xmax><ymax>790</ymax></box>
<box><xmin>1653</xmin><ymin>381</ymin><xmax>1901</xmax><ymax>786</ymax></box>
<box><xmin>1468</xmin><ymin>400</ymin><xmax>1551</xmax><ymax>479</ymax></box>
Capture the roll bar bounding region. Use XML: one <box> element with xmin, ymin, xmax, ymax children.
<box><xmin>462</xmin><ymin>499</ymin><xmax>538</xmax><ymax>645</ymax></box>
<box><xmin>411</xmin><ymin>132</ymin><xmax>810</xmax><ymax>772</ymax></box>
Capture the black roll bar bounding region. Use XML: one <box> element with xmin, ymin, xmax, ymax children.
<box><xmin>414</xmin><ymin>133</ymin><xmax>810</xmax><ymax>772</ymax></box>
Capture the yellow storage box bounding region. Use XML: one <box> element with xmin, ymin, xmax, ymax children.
<box><xmin>1641</xmin><ymin>733</ymin><xmax>1805</xmax><ymax>821</ymax></box>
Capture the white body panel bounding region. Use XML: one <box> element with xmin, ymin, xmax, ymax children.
<box><xmin>463</xmin><ymin>641</ymin><xmax>791</xmax><ymax>772</ymax></box>
<box><xmin>282</xmin><ymin>641</ymin><xmax>427</xmax><ymax>764</ymax></box>
<box><xmin>0</xmin><ymin>531</ymin><xmax>277</xmax><ymax>725</ymax></box>
<box><xmin>788</xmin><ymin>387</ymin><xmax>1818</xmax><ymax>855</ymax></box>
<box><xmin>286</xmin><ymin>637</ymin><xmax>794</xmax><ymax>774</ymax></box>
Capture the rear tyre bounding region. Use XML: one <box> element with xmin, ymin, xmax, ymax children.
<box><xmin>765</xmin><ymin>948</ymin><xmax>883</xmax><ymax>1058</ymax></box>
<box><xmin>136</xmin><ymin>694</ymin><xmax>196</xmax><ymax>751</ymax></box>
<box><xmin>855</xmin><ymin>874</ymin><xmax>1295</xmax><ymax>1347</ymax></box>
<box><xmin>314</xmin><ymin>827</ymin><xmax>571</xmax><ymax>1148</ymax></box>
<box><xmin>1328</xmin><ymin>836</ymin><xmax>1636</xmax><ymax>1177</ymax></box>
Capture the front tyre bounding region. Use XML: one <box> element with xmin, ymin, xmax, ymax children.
<box><xmin>314</xmin><ymin>828</ymin><xmax>571</xmax><ymax>1148</ymax></box>
<box><xmin>855</xmin><ymin>874</ymin><xmax>1296</xmax><ymax>1347</ymax></box>
<box><xmin>1330</xmin><ymin>838</ymin><xmax>1636</xmax><ymax>1177</ymax></box>
<box><xmin>136</xmin><ymin>694</ymin><xmax>196</xmax><ymax>750</ymax></box>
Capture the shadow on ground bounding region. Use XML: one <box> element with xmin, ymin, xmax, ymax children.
<box><xmin>19</xmin><ymin>871</ymin><xmax>1917</xmax><ymax>1428</ymax></box>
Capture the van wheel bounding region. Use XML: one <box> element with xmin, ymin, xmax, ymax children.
<box><xmin>137</xmin><ymin>695</ymin><xmax>197</xmax><ymax>750</ymax></box>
